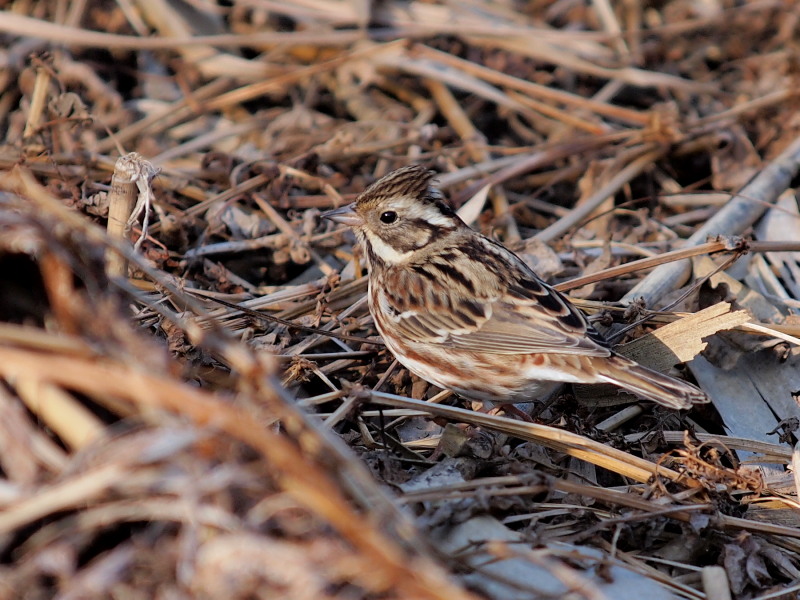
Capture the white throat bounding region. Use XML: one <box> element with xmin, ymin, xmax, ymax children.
<box><xmin>363</xmin><ymin>230</ymin><xmax>414</xmax><ymax>264</ymax></box>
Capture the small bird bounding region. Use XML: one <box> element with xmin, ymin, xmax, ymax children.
<box><xmin>323</xmin><ymin>165</ymin><xmax>708</xmax><ymax>410</ymax></box>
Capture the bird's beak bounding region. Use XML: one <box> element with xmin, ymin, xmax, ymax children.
<box><xmin>321</xmin><ymin>203</ymin><xmax>363</xmax><ymax>227</ymax></box>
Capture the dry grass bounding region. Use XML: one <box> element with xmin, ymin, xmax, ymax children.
<box><xmin>2</xmin><ymin>1</ymin><xmax>800</xmax><ymax>598</ymax></box>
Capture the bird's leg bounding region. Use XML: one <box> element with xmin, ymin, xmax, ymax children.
<box><xmin>476</xmin><ymin>401</ymin><xmax>536</xmax><ymax>422</ymax></box>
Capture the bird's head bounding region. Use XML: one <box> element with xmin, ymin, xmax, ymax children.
<box><xmin>322</xmin><ymin>165</ymin><xmax>464</xmax><ymax>265</ymax></box>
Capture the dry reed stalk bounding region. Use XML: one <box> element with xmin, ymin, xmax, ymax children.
<box><xmin>364</xmin><ymin>391</ymin><xmax>681</xmax><ymax>484</ymax></box>
<box><xmin>105</xmin><ymin>155</ymin><xmax>139</xmax><ymax>277</ymax></box>
<box><xmin>21</xmin><ymin>55</ymin><xmax>52</xmax><ymax>141</ymax></box>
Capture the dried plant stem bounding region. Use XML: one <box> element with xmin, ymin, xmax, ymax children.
<box><xmin>417</xmin><ymin>45</ymin><xmax>650</xmax><ymax>125</ymax></box>
<box><xmin>0</xmin><ymin>347</ymin><xmax>473</xmax><ymax>600</ymax></box>
<box><xmin>427</xmin><ymin>79</ymin><xmax>520</xmax><ymax>240</ymax></box>
<box><xmin>0</xmin><ymin>462</ymin><xmax>123</xmax><ymax>534</ymax></box>
<box><xmin>555</xmin><ymin>240</ymin><xmax>729</xmax><ymax>291</ymax></box>
<box><xmin>560</xmin><ymin>239</ymin><xmax>800</xmax><ymax>295</ymax></box>
<box><xmin>22</xmin><ymin>58</ymin><xmax>52</xmax><ymax>140</ymax></box>
<box><xmin>366</xmin><ymin>391</ymin><xmax>681</xmax><ymax>484</ymax></box>
<box><xmin>95</xmin><ymin>78</ymin><xmax>231</xmax><ymax>154</ymax></box>
<box><xmin>105</xmin><ymin>157</ymin><xmax>139</xmax><ymax>277</ymax></box>
<box><xmin>451</xmin><ymin>135</ymin><xmax>618</xmax><ymax>205</ymax></box>
<box><xmin>0</xmin><ymin>12</ymin><xmax>366</xmax><ymax>50</ymax></box>
<box><xmin>14</xmin><ymin>378</ymin><xmax>105</xmax><ymax>450</ymax></box>
<box><xmin>507</xmin><ymin>90</ymin><xmax>608</xmax><ymax>135</ymax></box>
<box><xmin>206</xmin><ymin>40</ymin><xmax>406</xmax><ymax>111</ymax></box>
<box><xmin>535</xmin><ymin>144</ymin><xmax>665</xmax><ymax>243</ymax></box>
<box><xmin>622</xmin><ymin>135</ymin><xmax>800</xmax><ymax>305</ymax></box>
<box><xmin>0</xmin><ymin>323</ymin><xmax>95</xmax><ymax>355</ymax></box>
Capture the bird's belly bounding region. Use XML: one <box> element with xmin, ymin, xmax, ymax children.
<box><xmin>382</xmin><ymin>335</ymin><xmax>563</xmax><ymax>403</ymax></box>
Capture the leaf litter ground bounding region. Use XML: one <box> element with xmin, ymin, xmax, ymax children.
<box><xmin>2</xmin><ymin>1</ymin><xmax>800</xmax><ymax>598</ymax></box>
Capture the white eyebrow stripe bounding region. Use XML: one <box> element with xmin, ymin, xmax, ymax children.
<box><xmin>393</xmin><ymin>196</ymin><xmax>453</xmax><ymax>226</ymax></box>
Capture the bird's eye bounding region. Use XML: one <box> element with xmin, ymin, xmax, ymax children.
<box><xmin>380</xmin><ymin>211</ymin><xmax>398</xmax><ymax>224</ymax></box>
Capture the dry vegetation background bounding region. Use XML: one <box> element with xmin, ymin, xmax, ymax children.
<box><xmin>3</xmin><ymin>0</ymin><xmax>800</xmax><ymax>598</ymax></box>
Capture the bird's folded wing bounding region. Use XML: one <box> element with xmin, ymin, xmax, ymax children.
<box><xmin>389</xmin><ymin>294</ymin><xmax>612</xmax><ymax>357</ymax></box>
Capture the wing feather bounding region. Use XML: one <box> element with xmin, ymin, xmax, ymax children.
<box><xmin>379</xmin><ymin>242</ymin><xmax>612</xmax><ymax>358</ymax></box>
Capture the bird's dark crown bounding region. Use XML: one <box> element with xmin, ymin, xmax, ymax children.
<box><xmin>357</xmin><ymin>166</ymin><xmax>456</xmax><ymax>215</ymax></box>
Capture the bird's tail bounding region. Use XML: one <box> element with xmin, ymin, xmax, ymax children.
<box><xmin>595</xmin><ymin>354</ymin><xmax>708</xmax><ymax>409</ymax></box>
